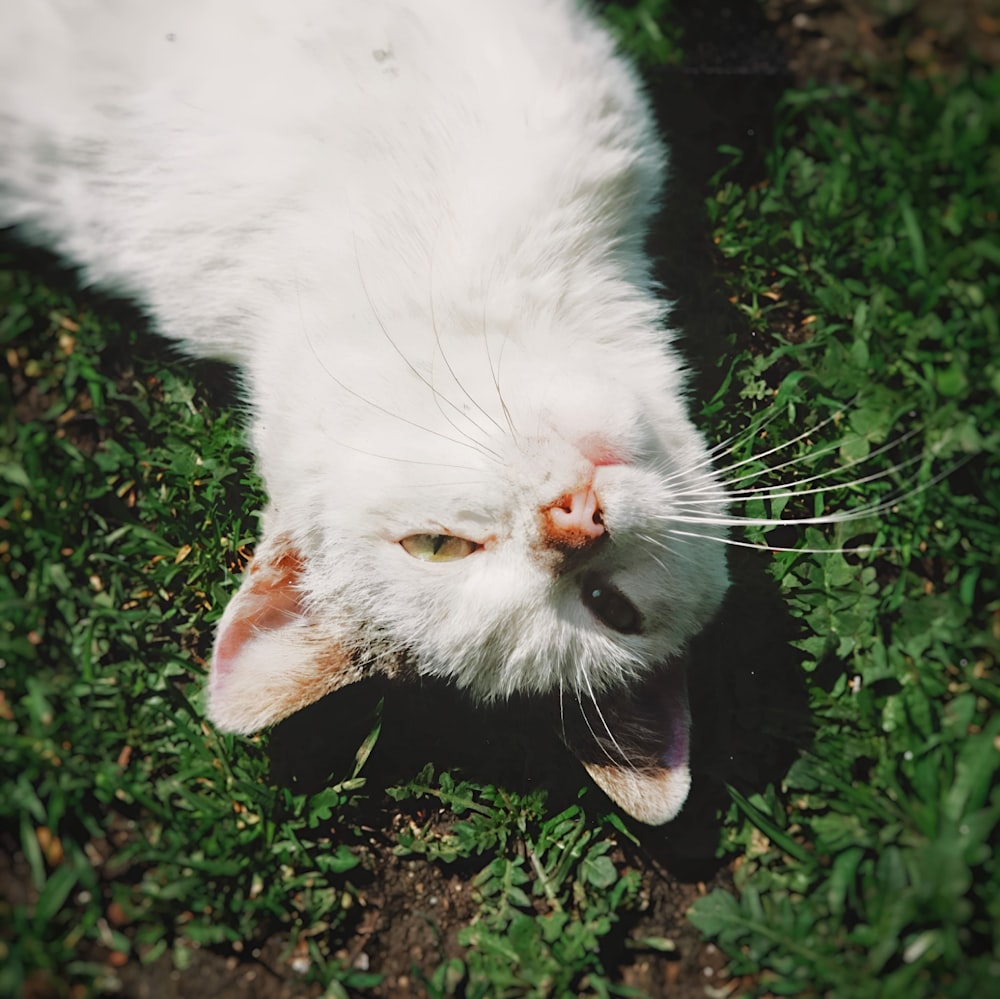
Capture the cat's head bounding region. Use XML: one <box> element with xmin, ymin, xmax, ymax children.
<box><xmin>205</xmin><ymin>298</ymin><xmax>729</xmax><ymax>823</ymax></box>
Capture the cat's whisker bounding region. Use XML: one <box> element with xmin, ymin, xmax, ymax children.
<box><xmin>427</xmin><ymin>235</ymin><xmax>511</xmax><ymax>441</ymax></box>
<box><xmin>574</xmin><ymin>684</ymin><xmax>635</xmax><ymax>773</ymax></box>
<box><xmin>558</xmin><ymin>679</ymin><xmax>568</xmax><ymax>746</ymax></box>
<box><xmin>665</xmin><ymin>528</ymin><xmax>880</xmax><ymax>556</ymax></box>
<box><xmin>403</xmin><ymin>478</ymin><xmax>490</xmax><ymax>488</ymax></box>
<box><xmin>321</xmin><ymin>435</ymin><xmax>482</xmax><ymax>471</ymax></box>
<box><xmin>636</xmin><ymin>533</ymin><xmax>683</xmax><ymax>565</ymax></box>
<box><xmin>701</xmin><ymin>400</ymin><xmax>791</xmax><ymax>461</ymax></box>
<box><xmin>702</xmin><ymin>406</ymin><xmax>857</xmax><ymax>484</ymax></box>
<box><xmin>713</xmin><ymin>425</ymin><xmax>926</xmax><ymax>495</ymax></box>
<box><xmin>645</xmin><ymin>548</ymin><xmax>670</xmax><ymax>573</ymax></box>
<box><xmin>669</xmin><ymin>454</ymin><xmax>959</xmax><ymax>531</ymax></box>
<box><xmin>295</xmin><ymin>280</ymin><xmax>498</xmax><ymax>462</ymax></box>
<box><xmin>673</xmin><ymin>451</ymin><xmax>925</xmax><ymax>509</ymax></box>
<box><xmin>584</xmin><ymin>672</ymin><xmax>640</xmax><ymax>773</ymax></box>
<box><xmin>651</xmin><ymin>407</ymin><xmax>847</xmax><ymax>491</ymax></box>
<box><xmin>575</xmin><ymin>694</ymin><xmax>621</xmax><ymax>772</ymax></box>
<box><xmin>666</xmin><ymin>506</ymin><xmax>891</xmax><ymax>528</ymax></box>
<box><xmin>635</xmin><ymin>533</ymin><xmax>680</xmax><ymax>573</ymax></box>
<box><xmin>481</xmin><ymin>262</ymin><xmax>519</xmax><ymax>444</ymax></box>
<box><xmin>428</xmin><ymin>370</ymin><xmax>504</xmax><ymax>460</ymax></box>
<box><xmin>351</xmin><ymin>240</ymin><xmax>505</xmax><ymax>462</ymax></box>
<box><xmin>717</xmin><ymin>439</ymin><xmax>848</xmax><ymax>492</ymax></box>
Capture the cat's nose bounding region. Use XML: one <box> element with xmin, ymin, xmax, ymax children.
<box><xmin>541</xmin><ymin>485</ymin><xmax>606</xmax><ymax>550</ymax></box>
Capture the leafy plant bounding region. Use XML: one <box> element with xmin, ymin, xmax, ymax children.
<box><xmin>602</xmin><ymin>0</ymin><xmax>683</xmax><ymax>68</ymax></box>
<box><xmin>390</xmin><ymin>768</ymin><xmax>642</xmax><ymax>997</ymax></box>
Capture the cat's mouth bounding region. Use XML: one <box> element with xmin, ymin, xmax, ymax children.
<box><xmin>557</xmin><ymin>660</ymin><xmax>692</xmax><ymax>825</ymax></box>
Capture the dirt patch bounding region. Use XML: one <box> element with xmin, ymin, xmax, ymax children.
<box><xmin>764</xmin><ymin>0</ymin><xmax>1000</xmax><ymax>83</ymax></box>
<box><xmin>345</xmin><ymin>828</ymin><xmax>480</xmax><ymax>995</ymax></box>
<box><xmin>615</xmin><ymin>873</ymin><xmax>733</xmax><ymax>998</ymax></box>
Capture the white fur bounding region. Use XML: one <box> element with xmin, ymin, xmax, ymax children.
<box><xmin>1</xmin><ymin>0</ymin><xmax>729</xmax><ymax>818</ymax></box>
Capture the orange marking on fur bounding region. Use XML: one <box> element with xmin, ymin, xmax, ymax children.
<box><xmin>273</xmin><ymin>639</ymin><xmax>362</xmax><ymax>718</ymax></box>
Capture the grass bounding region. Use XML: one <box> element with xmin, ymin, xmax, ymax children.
<box><xmin>2</xmin><ymin>10</ymin><xmax>998</xmax><ymax>999</ymax></box>
<box><xmin>689</xmin><ymin>69</ymin><xmax>1000</xmax><ymax>995</ymax></box>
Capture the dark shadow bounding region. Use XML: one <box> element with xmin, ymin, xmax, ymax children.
<box><xmin>635</xmin><ymin>0</ymin><xmax>810</xmax><ymax>875</ymax></box>
<box><xmin>644</xmin><ymin>0</ymin><xmax>792</xmax><ymax>398</ymax></box>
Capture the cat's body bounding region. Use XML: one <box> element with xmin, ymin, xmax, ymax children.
<box><xmin>1</xmin><ymin>0</ymin><xmax>729</xmax><ymax>823</ymax></box>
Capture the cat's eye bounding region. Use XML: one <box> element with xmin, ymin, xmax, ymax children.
<box><xmin>399</xmin><ymin>533</ymin><xmax>480</xmax><ymax>562</ymax></box>
<box><xmin>581</xmin><ymin>572</ymin><xmax>642</xmax><ymax>635</ymax></box>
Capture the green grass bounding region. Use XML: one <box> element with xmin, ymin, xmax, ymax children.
<box><xmin>0</xmin><ymin>278</ymin><xmax>373</xmax><ymax>993</ymax></box>
<box><xmin>2</xmin><ymin>24</ymin><xmax>999</xmax><ymax>999</ymax></box>
<box><xmin>689</xmin><ymin>70</ymin><xmax>1000</xmax><ymax>995</ymax></box>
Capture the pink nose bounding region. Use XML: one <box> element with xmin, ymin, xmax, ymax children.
<box><xmin>542</xmin><ymin>485</ymin><xmax>606</xmax><ymax>550</ymax></box>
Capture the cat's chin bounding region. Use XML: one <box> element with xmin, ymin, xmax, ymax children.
<box><xmin>557</xmin><ymin>661</ymin><xmax>692</xmax><ymax>825</ymax></box>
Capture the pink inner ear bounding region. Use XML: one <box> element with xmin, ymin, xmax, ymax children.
<box><xmin>213</xmin><ymin>547</ymin><xmax>306</xmax><ymax>680</ymax></box>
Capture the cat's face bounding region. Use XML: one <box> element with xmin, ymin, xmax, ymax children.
<box><xmin>365</xmin><ymin>401</ymin><xmax>728</xmax><ymax>702</ymax></box>
<box><xmin>205</xmin><ymin>302</ymin><xmax>728</xmax><ymax>823</ymax></box>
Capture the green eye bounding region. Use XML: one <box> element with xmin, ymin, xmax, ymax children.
<box><xmin>399</xmin><ymin>533</ymin><xmax>480</xmax><ymax>562</ymax></box>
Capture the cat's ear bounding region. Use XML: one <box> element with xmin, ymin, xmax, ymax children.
<box><xmin>206</xmin><ymin>534</ymin><xmax>365</xmax><ymax>734</ymax></box>
<box><xmin>561</xmin><ymin>665</ymin><xmax>692</xmax><ymax>825</ymax></box>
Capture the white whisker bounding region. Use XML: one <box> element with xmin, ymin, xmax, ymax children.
<box><xmin>655</xmin><ymin>404</ymin><xmax>852</xmax><ymax>492</ymax></box>
<box><xmin>320</xmin><ymin>434</ymin><xmax>481</xmax><ymax>471</ymax></box>
<box><xmin>427</xmin><ymin>235</ymin><xmax>510</xmax><ymax>440</ymax></box>
<box><xmin>702</xmin><ymin>399</ymin><xmax>790</xmax><ymax>460</ymax></box>
<box><xmin>668</xmin><ymin>455</ymin><xmax>959</xmax><ymax>530</ymax></box>
<box><xmin>674</xmin><ymin>452</ymin><xmax>925</xmax><ymax>509</ymax></box>
<box><xmin>350</xmin><ymin>239</ymin><xmax>504</xmax><ymax>462</ymax></box>
<box><xmin>480</xmin><ymin>261</ymin><xmax>518</xmax><ymax>443</ymax></box>
<box><xmin>708</xmin><ymin>406</ymin><xmax>855</xmax><ymax>482</ymax></box>
<box><xmin>582</xmin><ymin>672</ymin><xmax>636</xmax><ymax>772</ymax></box>
<box><xmin>294</xmin><ymin>275</ymin><xmax>498</xmax><ymax>462</ymax></box>
<box><xmin>714</xmin><ymin>425</ymin><xmax>925</xmax><ymax>496</ymax></box>
<box><xmin>636</xmin><ymin>533</ymin><xmax>678</xmax><ymax>571</ymax></box>
<box><xmin>404</xmin><ymin>479</ymin><xmax>490</xmax><ymax>487</ymax></box>
<box><xmin>558</xmin><ymin>679</ymin><xmax>567</xmax><ymax>746</ymax></box>
<box><xmin>666</xmin><ymin>528</ymin><xmax>881</xmax><ymax>556</ymax></box>
<box><xmin>575</xmin><ymin>690</ymin><xmax>623</xmax><ymax>770</ymax></box>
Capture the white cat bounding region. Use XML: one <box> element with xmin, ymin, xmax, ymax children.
<box><xmin>0</xmin><ymin>0</ymin><xmax>730</xmax><ymax>824</ymax></box>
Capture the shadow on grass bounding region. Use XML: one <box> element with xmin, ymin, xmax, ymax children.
<box><xmin>0</xmin><ymin>231</ymin><xmax>245</xmax><ymax>411</ymax></box>
<box><xmin>267</xmin><ymin>544</ymin><xmax>809</xmax><ymax>880</ymax></box>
